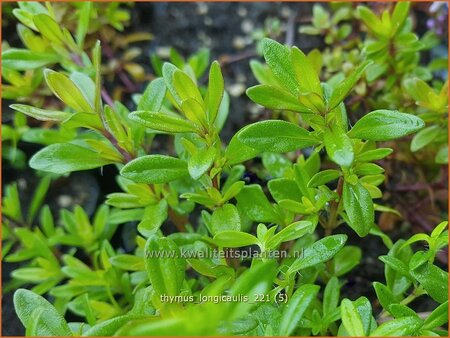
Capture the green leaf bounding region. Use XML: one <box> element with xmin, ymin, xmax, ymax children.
<box><xmin>324</xmin><ymin>125</ymin><xmax>354</xmax><ymax>167</ymax></box>
<box><xmin>246</xmin><ymin>85</ymin><xmax>312</xmax><ymax>113</ymax></box>
<box><xmin>173</xmin><ymin>69</ymin><xmax>203</xmax><ymax>104</ymax></box>
<box><xmin>355</xmin><ymin>148</ymin><xmax>393</xmax><ymax>162</ymax></box>
<box><xmin>348</xmin><ymin>110</ymin><xmax>425</xmax><ymax>141</ymax></box>
<box><xmin>388</xmin><ymin>304</ymin><xmax>417</xmax><ymax>318</ymax></box>
<box><xmin>138</xmin><ymin>78</ymin><xmax>167</xmax><ymax>112</ymax></box>
<box><xmin>391</xmin><ymin>2</ymin><xmax>410</xmax><ymax>35</ymax></box>
<box><xmin>333</xmin><ymin>246</ymin><xmax>362</xmax><ymax>276</ymax></box>
<box><xmin>261</xmin><ymin>38</ymin><xmax>298</xmax><ymax>95</ymax></box>
<box><xmin>181</xmin><ymin>97</ymin><xmax>206</xmax><ymax>125</ymax></box>
<box><xmin>370</xmin><ymin>316</ymin><xmax>423</xmax><ymax>336</ymax></box>
<box><xmin>224</xmin><ymin>130</ymin><xmax>260</xmax><ymax>165</ymax></box>
<box><xmin>236</xmin><ymin>185</ymin><xmax>278</xmax><ymax>223</ymax></box>
<box><xmin>121</xmin><ymin>155</ymin><xmax>189</xmax><ymax>184</ymax></box>
<box><xmin>75</xmin><ymin>2</ymin><xmax>92</xmax><ymax>47</ymax></box>
<box><xmin>14</xmin><ymin>289</ymin><xmax>72</xmax><ymax>336</ymax></box>
<box><xmin>138</xmin><ymin>200</ymin><xmax>168</xmax><ymax>237</ymax></box>
<box><xmin>422</xmin><ymin>301</ymin><xmax>448</xmax><ymax>330</ymax></box>
<box><xmin>323</xmin><ymin>277</ymin><xmax>340</xmax><ymax>317</ymax></box>
<box><xmin>2</xmin><ymin>49</ymin><xmax>60</xmax><ymax>70</ymax></box>
<box><xmin>129</xmin><ymin>111</ymin><xmax>198</xmax><ymax>133</ymax></box>
<box><xmin>327</xmin><ymin>61</ymin><xmax>371</xmax><ymax>111</ymax></box>
<box><xmin>227</xmin><ymin>260</ymin><xmax>277</xmax><ymax>320</ymax></box>
<box><xmin>44</xmin><ymin>69</ymin><xmax>94</xmax><ymax>113</ymax></box>
<box><xmin>353</xmin><ymin>297</ymin><xmax>376</xmax><ymax>335</ymax></box>
<box><xmin>410</xmin><ymin>262</ymin><xmax>448</xmax><ymax>304</ymax></box>
<box><xmin>30</xmin><ymin>143</ymin><xmax>114</xmax><ymax>174</ymax></box>
<box><xmin>84</xmin><ymin>314</ymin><xmax>144</xmax><ymax>336</ymax></box>
<box><xmin>373</xmin><ymin>282</ymin><xmax>396</xmax><ymax>311</ymax></box>
<box><xmin>188</xmin><ymin>146</ymin><xmax>216</xmax><ymax>180</ymax></box>
<box><xmin>237</xmin><ymin>120</ymin><xmax>318</xmax><ymax>153</ymax></box>
<box><xmin>206</xmin><ymin>61</ymin><xmax>224</xmax><ymax>124</ymax></box>
<box><xmin>10</xmin><ymin>104</ymin><xmax>70</xmax><ymax>122</ymax></box>
<box><xmin>308</xmin><ymin>169</ymin><xmax>341</xmax><ymax>188</ymax></box>
<box><xmin>291</xmin><ymin>47</ymin><xmax>322</xmax><ymax>96</ymax></box>
<box><xmin>266</xmin><ymin>221</ymin><xmax>312</xmax><ymax>249</ymax></box>
<box><xmin>357</xmin><ymin>6</ymin><xmax>384</xmax><ymax>38</ymax></box>
<box><xmin>411</xmin><ymin>125</ymin><xmax>440</xmax><ymax>152</ymax></box>
<box><xmin>33</xmin><ymin>14</ymin><xmax>64</xmax><ymax>44</ymax></box>
<box><xmin>262</xmin><ymin>152</ymin><xmax>292</xmax><ymax>178</ymax></box>
<box><xmin>342</xmin><ymin>182</ymin><xmax>374</xmax><ymax>237</ymax></box>
<box><xmin>145</xmin><ymin>236</ymin><xmax>185</xmax><ymax>297</ymax></box>
<box><xmin>279</xmin><ymin>284</ymin><xmax>320</xmax><ymax>336</ymax></box>
<box><xmin>213</xmin><ymin>231</ymin><xmax>259</xmax><ymax>248</ymax></box>
<box><xmin>211</xmin><ymin>204</ymin><xmax>241</xmax><ymax>235</ymax></box>
<box><xmin>436</xmin><ymin>146</ymin><xmax>448</xmax><ymax>164</ymax></box>
<box><xmin>109</xmin><ymin>255</ymin><xmax>145</xmax><ymax>271</ymax></box>
<box><xmin>268</xmin><ymin>178</ymin><xmax>302</xmax><ymax>203</ymax></box>
<box><xmin>162</xmin><ymin>62</ymin><xmax>182</xmax><ymax>105</ymax></box>
<box><xmin>341</xmin><ymin>299</ymin><xmax>365</xmax><ymax>336</ymax></box>
<box><xmin>27</xmin><ymin>175</ymin><xmax>51</xmax><ymax>224</ymax></box>
<box><xmin>288</xmin><ymin>234</ymin><xmax>347</xmax><ymax>273</ymax></box>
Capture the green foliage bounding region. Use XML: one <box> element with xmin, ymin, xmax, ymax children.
<box><xmin>2</xmin><ymin>3</ymin><xmax>448</xmax><ymax>337</ymax></box>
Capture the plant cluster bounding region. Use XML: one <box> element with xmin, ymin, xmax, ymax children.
<box><xmin>2</xmin><ymin>2</ymin><xmax>448</xmax><ymax>337</ymax></box>
<box><xmin>298</xmin><ymin>2</ymin><xmax>448</xmax><ymax>164</ymax></box>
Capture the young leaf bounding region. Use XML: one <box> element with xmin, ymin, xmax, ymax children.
<box><xmin>355</xmin><ymin>148</ymin><xmax>393</xmax><ymax>162</ymax></box>
<box><xmin>391</xmin><ymin>2</ymin><xmax>410</xmax><ymax>35</ymax></box>
<box><xmin>213</xmin><ymin>231</ymin><xmax>259</xmax><ymax>248</ymax></box>
<box><xmin>291</xmin><ymin>47</ymin><xmax>322</xmax><ymax>96</ymax></box>
<box><xmin>109</xmin><ymin>255</ymin><xmax>145</xmax><ymax>271</ymax></box>
<box><xmin>246</xmin><ymin>85</ymin><xmax>312</xmax><ymax>113</ymax></box>
<box><xmin>410</xmin><ymin>125</ymin><xmax>440</xmax><ymax>152</ymax></box>
<box><xmin>188</xmin><ymin>146</ymin><xmax>216</xmax><ymax>180</ymax></box>
<box><xmin>307</xmin><ymin>169</ymin><xmax>341</xmax><ymax>188</ymax></box>
<box><xmin>30</xmin><ymin>143</ymin><xmax>114</xmax><ymax>174</ymax></box>
<box><xmin>10</xmin><ymin>104</ymin><xmax>70</xmax><ymax>122</ymax></box>
<box><xmin>324</xmin><ymin>125</ymin><xmax>354</xmax><ymax>167</ymax></box>
<box><xmin>261</xmin><ymin>38</ymin><xmax>298</xmax><ymax>95</ymax></box>
<box><xmin>341</xmin><ymin>299</ymin><xmax>365</xmax><ymax>337</ymax></box>
<box><xmin>137</xmin><ymin>78</ymin><xmax>167</xmax><ymax>112</ymax></box>
<box><xmin>206</xmin><ymin>61</ymin><xmax>224</xmax><ymax>124</ymax></box>
<box><xmin>33</xmin><ymin>14</ymin><xmax>65</xmax><ymax>44</ymax></box>
<box><xmin>348</xmin><ymin>110</ymin><xmax>425</xmax><ymax>141</ymax></box>
<box><xmin>373</xmin><ymin>282</ymin><xmax>396</xmax><ymax>311</ymax></box>
<box><xmin>75</xmin><ymin>2</ymin><xmax>92</xmax><ymax>47</ymax></box>
<box><xmin>121</xmin><ymin>155</ymin><xmax>189</xmax><ymax>184</ymax></box>
<box><xmin>422</xmin><ymin>301</ymin><xmax>448</xmax><ymax>330</ymax></box>
<box><xmin>237</xmin><ymin>120</ymin><xmax>319</xmax><ymax>153</ymax></box>
<box><xmin>2</xmin><ymin>49</ymin><xmax>60</xmax><ymax>70</ymax></box>
<box><xmin>173</xmin><ymin>69</ymin><xmax>203</xmax><ymax>104</ymax></box>
<box><xmin>323</xmin><ymin>277</ymin><xmax>340</xmax><ymax>318</ymax></box>
<box><xmin>129</xmin><ymin>111</ymin><xmax>198</xmax><ymax>134</ymax></box>
<box><xmin>342</xmin><ymin>182</ymin><xmax>374</xmax><ymax>237</ymax></box>
<box><xmin>14</xmin><ymin>289</ymin><xmax>72</xmax><ymax>336</ymax></box>
<box><xmin>266</xmin><ymin>220</ymin><xmax>312</xmax><ymax>249</ymax></box>
<box><xmin>279</xmin><ymin>284</ymin><xmax>320</xmax><ymax>336</ymax></box>
<box><xmin>44</xmin><ymin>69</ymin><xmax>94</xmax><ymax>113</ymax></box>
